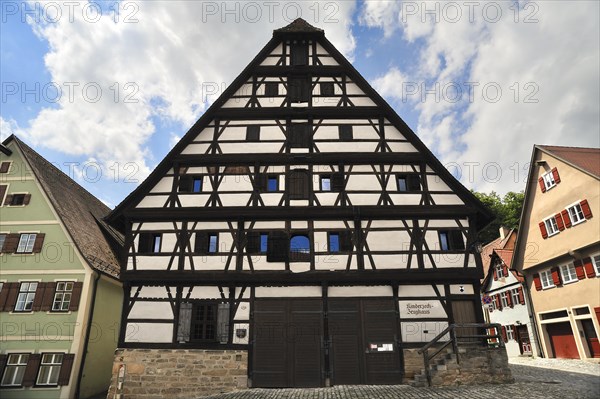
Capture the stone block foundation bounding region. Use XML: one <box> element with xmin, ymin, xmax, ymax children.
<box><xmin>107</xmin><ymin>349</ymin><xmax>248</xmax><ymax>399</ymax></box>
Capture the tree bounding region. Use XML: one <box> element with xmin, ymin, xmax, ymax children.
<box><xmin>472</xmin><ymin>190</ymin><xmax>525</xmax><ymax>244</ymax></box>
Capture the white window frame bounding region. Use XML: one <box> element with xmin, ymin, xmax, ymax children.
<box><xmin>0</xmin><ymin>353</ymin><xmax>29</xmax><ymax>386</ymax></box>
<box><xmin>0</xmin><ymin>233</ymin><xmax>6</xmax><ymax>252</ymax></box>
<box><xmin>490</xmin><ymin>298</ymin><xmax>497</xmax><ymax>311</ymax></box>
<box><xmin>540</xmin><ymin>269</ymin><xmax>554</xmax><ymax>289</ymax></box>
<box><xmin>506</xmin><ymin>325</ymin><xmax>515</xmax><ymax>340</ymax></box>
<box><xmin>560</xmin><ymin>263</ymin><xmax>578</xmax><ymax>284</ymax></box>
<box><xmin>52</xmin><ymin>282</ymin><xmax>74</xmax><ymax>312</ymax></box>
<box><xmin>544</xmin><ymin>216</ymin><xmax>559</xmax><ymax>236</ymax></box>
<box><xmin>500</xmin><ymin>291</ymin><xmax>509</xmax><ymax>308</ymax></box>
<box><xmin>16</xmin><ymin>233</ymin><xmax>36</xmax><ymax>253</ymax></box>
<box><xmin>36</xmin><ymin>353</ymin><xmax>63</xmax><ymax>386</ymax></box>
<box><xmin>14</xmin><ymin>282</ymin><xmax>38</xmax><ymax>312</ymax></box>
<box><xmin>542</xmin><ymin>170</ymin><xmax>556</xmax><ymax>190</ymax></box>
<box><xmin>494</xmin><ymin>262</ymin><xmax>504</xmax><ymax>277</ymax></box>
<box><xmin>591</xmin><ymin>254</ymin><xmax>600</xmax><ymax>276</ymax></box>
<box><xmin>567</xmin><ymin>202</ymin><xmax>586</xmax><ymax>225</ymax></box>
<box><xmin>510</xmin><ymin>288</ymin><xmax>520</xmax><ymax>305</ymax></box>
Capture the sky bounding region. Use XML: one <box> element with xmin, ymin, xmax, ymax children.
<box><xmin>1</xmin><ymin>0</ymin><xmax>599</xmax><ymax>208</ymax></box>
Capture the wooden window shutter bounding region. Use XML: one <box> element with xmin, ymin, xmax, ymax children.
<box><xmin>449</xmin><ymin>230</ymin><xmax>465</xmax><ymax>250</ymax></box>
<box><xmin>561</xmin><ymin>209</ymin><xmax>572</xmax><ymax>228</ymax></box>
<box><xmin>0</xmin><ymin>282</ymin><xmax>18</xmax><ymax>312</ymax></box>
<box><xmin>506</xmin><ymin>292</ymin><xmax>513</xmax><ymax>308</ymax></box>
<box><xmin>0</xmin><ymin>185</ymin><xmax>6</xmax><ymax>203</ymax></box>
<box><xmin>32</xmin><ymin>282</ymin><xmax>47</xmax><ymax>311</ymax></box>
<box><xmin>246</xmin><ymin>125</ymin><xmax>260</xmax><ymax>142</ymax></box>
<box><xmin>493</xmin><ymin>266</ymin><xmax>498</xmax><ymax>281</ymax></box>
<box><xmin>291</xmin><ymin>42</ymin><xmax>308</xmax><ymax>66</ymax></box>
<box><xmin>288</xmin><ymin>170</ymin><xmax>310</xmax><ymax>200</ymax></box>
<box><xmin>538</xmin><ymin>177</ymin><xmax>546</xmax><ymax>193</ymax></box>
<box><xmin>217</xmin><ymin>303</ymin><xmax>230</xmax><ymax>344</ymax></box>
<box><xmin>0</xmin><ymin>162</ymin><xmax>9</xmax><ymax>173</ymax></box>
<box><xmin>289</xmin><ymin>124</ymin><xmax>311</xmax><ymax>148</ymax></box>
<box><xmin>0</xmin><ymin>354</ymin><xmax>7</xmax><ymax>382</ymax></box>
<box><xmin>495</xmin><ymin>295</ymin><xmax>502</xmax><ymax>311</ymax></box>
<box><xmin>178</xmin><ymin>175</ymin><xmax>193</xmax><ymax>192</ymax></box>
<box><xmin>3</xmin><ymin>194</ymin><xmax>13</xmax><ymax>205</ymax></box>
<box><xmin>551</xmin><ymin>167</ymin><xmax>560</xmax><ymax>184</ymax></box>
<box><xmin>57</xmin><ymin>354</ymin><xmax>75</xmax><ymax>386</ymax></box>
<box><xmin>264</xmin><ymin>82</ymin><xmax>278</xmax><ymax>97</ymax></box>
<box><xmin>580</xmin><ymin>199</ymin><xmax>593</xmax><ymax>219</ymax></box>
<box><xmin>320</xmin><ymin>82</ymin><xmax>334</xmax><ymax>96</ymax></box>
<box><xmin>288</xmin><ymin>76</ymin><xmax>310</xmax><ymax>102</ymax></box>
<box><xmin>555</xmin><ymin>213</ymin><xmax>565</xmax><ymax>231</ymax></box>
<box><xmin>339</xmin><ymin>231</ymin><xmax>353</xmax><ymax>252</ymax></box>
<box><xmin>407</xmin><ymin>175</ymin><xmax>421</xmax><ymax>191</ymax></box>
<box><xmin>551</xmin><ymin>267</ymin><xmax>562</xmax><ymax>286</ymax></box>
<box><xmin>331</xmin><ymin>172</ymin><xmax>345</xmax><ymax>192</ymax></box>
<box><xmin>69</xmin><ymin>282</ymin><xmax>83</xmax><ymax>311</ymax></box>
<box><xmin>195</xmin><ymin>232</ymin><xmax>209</xmax><ymax>254</ymax></box>
<box><xmin>538</xmin><ymin>221</ymin><xmax>548</xmax><ymax>239</ymax></box>
<box><xmin>595</xmin><ymin>307</ymin><xmax>600</xmax><ymax>325</ymax></box>
<box><xmin>518</xmin><ymin>286</ymin><xmax>525</xmax><ymax>305</ymax></box>
<box><xmin>255</xmin><ymin>174</ymin><xmax>267</xmax><ymax>192</ymax></box>
<box><xmin>23</xmin><ymin>194</ymin><xmax>31</xmax><ymax>205</ymax></box>
<box><xmin>501</xmin><ymin>326</ymin><xmax>507</xmax><ymax>343</ymax></box>
<box><xmin>32</xmin><ymin>233</ymin><xmax>45</xmax><ymax>253</ymax></box>
<box><xmin>533</xmin><ymin>273</ymin><xmax>542</xmax><ymax>291</ymax></box>
<box><xmin>502</xmin><ymin>263</ymin><xmax>509</xmax><ymax>277</ymax></box>
<box><xmin>137</xmin><ymin>233</ymin><xmax>151</xmax><ymax>253</ymax></box>
<box><xmin>41</xmin><ymin>282</ymin><xmax>57</xmax><ymax>311</ymax></box>
<box><xmin>338</xmin><ymin>125</ymin><xmax>353</xmax><ymax>141</ymax></box>
<box><xmin>574</xmin><ymin>260</ymin><xmax>586</xmax><ymax>280</ymax></box>
<box><xmin>246</xmin><ymin>231</ymin><xmax>261</xmax><ymax>254</ymax></box>
<box><xmin>22</xmin><ymin>354</ymin><xmax>41</xmax><ymax>387</ymax></box>
<box><xmin>267</xmin><ymin>230</ymin><xmax>289</xmax><ymax>262</ymax></box>
<box><xmin>176</xmin><ymin>302</ymin><xmax>192</xmax><ymax>343</ymax></box>
<box><xmin>583</xmin><ymin>257</ymin><xmax>596</xmax><ymax>278</ymax></box>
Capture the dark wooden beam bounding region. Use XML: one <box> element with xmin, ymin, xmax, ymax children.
<box><xmin>212</xmin><ymin>107</ymin><xmax>383</xmax><ymax>120</ymax></box>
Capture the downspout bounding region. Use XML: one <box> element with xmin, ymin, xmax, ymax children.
<box><xmin>75</xmin><ymin>271</ymin><xmax>101</xmax><ymax>398</ymax></box>
<box><xmin>517</xmin><ymin>270</ymin><xmax>544</xmax><ymax>358</ymax></box>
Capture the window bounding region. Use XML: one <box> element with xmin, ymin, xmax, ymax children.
<box><xmin>510</xmin><ymin>288</ymin><xmax>520</xmax><ymax>305</ymax></box>
<box><xmin>138</xmin><ymin>233</ymin><xmax>162</xmax><ymax>254</ymax></box>
<box><xmin>490</xmin><ymin>297</ymin><xmax>497</xmax><ymax>311</ymax></box>
<box><xmin>542</xmin><ymin>170</ymin><xmax>556</xmax><ymax>190</ymax></box>
<box><xmin>246</xmin><ymin>125</ymin><xmax>260</xmax><ymax>142</ymax></box>
<box><xmin>208</xmin><ymin>234</ymin><xmax>218</xmax><ymax>253</ymax></box>
<box><xmin>397</xmin><ymin>174</ymin><xmax>421</xmax><ymax>192</ymax></box>
<box><xmin>567</xmin><ymin>203</ymin><xmax>585</xmax><ymax>225</ymax></box>
<box><xmin>439</xmin><ymin>230</ymin><xmax>465</xmax><ymax>251</ymax></box>
<box><xmin>290</xmin><ymin>234</ymin><xmax>311</xmax><ymax>262</ymax></box>
<box><xmin>540</xmin><ymin>270</ymin><xmax>554</xmax><ymax>289</ymax></box>
<box><xmin>338</xmin><ymin>125</ymin><xmax>353</xmax><ymax>141</ymax></box>
<box><xmin>36</xmin><ymin>353</ymin><xmax>63</xmax><ymax>386</ymax></box>
<box><xmin>192</xmin><ymin>177</ymin><xmax>203</xmax><ymax>193</ymax></box>
<box><xmin>0</xmin><ymin>234</ymin><xmax>6</xmax><ymax>251</ymax></box>
<box><xmin>320</xmin><ymin>82</ymin><xmax>334</xmax><ymax>96</ymax></box>
<box><xmin>320</xmin><ymin>175</ymin><xmax>331</xmax><ymax>191</ymax></box>
<box><xmin>52</xmin><ymin>282</ymin><xmax>74</xmax><ymax>312</ymax></box>
<box><xmin>0</xmin><ymin>354</ymin><xmax>29</xmax><ymax>386</ymax></box>
<box><xmin>505</xmin><ymin>325</ymin><xmax>515</xmax><ymax>340</ymax></box>
<box><xmin>593</xmin><ymin>254</ymin><xmax>600</xmax><ymax>276</ymax></box>
<box><xmin>10</xmin><ymin>194</ymin><xmax>25</xmax><ymax>206</ymax></box>
<box><xmin>16</xmin><ymin>233</ymin><xmax>36</xmax><ymax>253</ymax></box>
<box><xmin>267</xmin><ymin>176</ymin><xmax>279</xmax><ymax>192</ymax></box>
<box><xmin>15</xmin><ymin>282</ymin><xmax>38</xmax><ymax>312</ymax></box>
<box><xmin>288</xmin><ymin>76</ymin><xmax>310</xmax><ymax>102</ymax></box>
<box><xmin>191</xmin><ymin>303</ymin><xmax>217</xmax><ymax>342</ymax></box>
<box><xmin>264</xmin><ymin>82</ymin><xmax>278</xmax><ymax>97</ymax></box>
<box><xmin>560</xmin><ymin>263</ymin><xmax>578</xmax><ymax>284</ymax></box>
<box><xmin>544</xmin><ymin>216</ymin><xmax>559</xmax><ymax>236</ymax></box>
<box><xmin>500</xmin><ymin>291</ymin><xmax>509</xmax><ymax>308</ymax></box>
<box><xmin>178</xmin><ymin>175</ymin><xmax>203</xmax><ymax>193</ymax></box>
<box><xmin>260</xmin><ymin>234</ymin><xmax>268</xmax><ymax>253</ymax></box>
<box><xmin>288</xmin><ymin>123</ymin><xmax>311</xmax><ymax>148</ymax></box>
<box><xmin>328</xmin><ymin>233</ymin><xmax>340</xmax><ymax>253</ymax></box>
<box><xmin>290</xmin><ymin>41</ymin><xmax>308</xmax><ymax>66</ymax></box>
<box><xmin>0</xmin><ymin>161</ymin><xmax>10</xmax><ymax>173</ymax></box>
<box><xmin>494</xmin><ymin>262</ymin><xmax>504</xmax><ymax>278</ymax></box>
<box><xmin>288</xmin><ymin>169</ymin><xmax>310</xmax><ymax>200</ymax></box>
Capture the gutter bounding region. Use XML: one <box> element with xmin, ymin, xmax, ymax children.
<box><xmin>75</xmin><ymin>272</ymin><xmax>101</xmax><ymax>398</ymax></box>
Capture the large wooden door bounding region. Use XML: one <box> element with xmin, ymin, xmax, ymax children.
<box><xmin>581</xmin><ymin>319</ymin><xmax>600</xmax><ymax>358</ymax></box>
<box><xmin>252</xmin><ymin>299</ymin><xmax>324</xmax><ymax>387</ymax></box>
<box><xmin>516</xmin><ymin>325</ymin><xmax>532</xmax><ymax>355</ymax></box>
<box><xmin>547</xmin><ymin>322</ymin><xmax>579</xmax><ymax>359</ymax></box>
<box><xmin>329</xmin><ymin>299</ymin><xmax>402</xmax><ymax>385</ymax></box>
<box><xmin>451</xmin><ymin>300</ymin><xmax>478</xmax><ymax>341</ymax></box>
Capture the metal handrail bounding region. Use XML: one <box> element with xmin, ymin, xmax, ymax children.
<box><xmin>416</xmin><ymin>323</ymin><xmax>503</xmax><ymax>387</ymax></box>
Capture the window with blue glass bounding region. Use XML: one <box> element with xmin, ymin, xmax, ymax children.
<box><xmin>328</xmin><ymin>233</ymin><xmax>340</xmax><ymax>252</ymax></box>
<box><xmin>267</xmin><ymin>176</ymin><xmax>279</xmax><ymax>192</ymax></box>
<box><xmin>208</xmin><ymin>234</ymin><xmax>218</xmax><ymax>253</ymax></box>
<box><xmin>193</xmin><ymin>177</ymin><xmax>203</xmax><ymax>193</ymax></box>
<box><xmin>290</xmin><ymin>234</ymin><xmax>311</xmax><ymax>262</ymax></box>
<box><xmin>320</xmin><ymin>176</ymin><xmax>331</xmax><ymax>191</ymax></box>
<box><xmin>260</xmin><ymin>234</ymin><xmax>268</xmax><ymax>253</ymax></box>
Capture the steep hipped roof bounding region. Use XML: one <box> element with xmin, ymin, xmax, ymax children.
<box><xmin>3</xmin><ymin>135</ymin><xmax>122</xmax><ymax>278</ymax></box>
<box><xmin>537</xmin><ymin>145</ymin><xmax>600</xmax><ymax>178</ymax></box>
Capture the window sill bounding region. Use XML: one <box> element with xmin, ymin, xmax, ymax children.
<box><xmin>8</xmin><ymin>311</ymin><xmax>34</xmax><ymax>315</ymax></box>
<box><xmin>0</xmin><ymin>386</ymin><xmax>25</xmax><ymax>390</ymax></box>
<box><xmin>544</xmin><ymin>184</ymin><xmax>557</xmax><ymax>191</ymax></box>
<box><xmin>562</xmin><ymin>279</ymin><xmax>578</xmax><ymax>285</ymax></box>
<box><xmin>547</xmin><ymin>231</ymin><xmax>559</xmax><ymax>238</ymax></box>
<box><xmin>541</xmin><ymin>285</ymin><xmax>555</xmax><ymax>290</ymax></box>
<box><xmin>47</xmin><ymin>311</ymin><xmax>72</xmax><ymax>315</ymax></box>
<box><xmin>32</xmin><ymin>385</ymin><xmax>60</xmax><ymax>390</ymax></box>
<box><xmin>571</xmin><ymin>219</ymin><xmax>586</xmax><ymax>227</ymax></box>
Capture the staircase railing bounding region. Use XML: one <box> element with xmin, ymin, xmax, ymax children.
<box><xmin>417</xmin><ymin>323</ymin><xmax>503</xmax><ymax>387</ymax></box>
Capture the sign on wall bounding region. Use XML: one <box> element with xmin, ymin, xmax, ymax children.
<box><xmin>399</xmin><ymin>300</ymin><xmax>447</xmax><ymax>318</ymax></box>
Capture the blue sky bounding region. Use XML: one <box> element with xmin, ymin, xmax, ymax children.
<box><xmin>1</xmin><ymin>1</ymin><xmax>599</xmax><ymax>208</ymax></box>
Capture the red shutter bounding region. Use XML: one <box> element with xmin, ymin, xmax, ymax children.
<box><xmin>502</xmin><ymin>263</ymin><xmax>509</xmax><ymax>277</ymax></box>
<box><xmin>512</xmin><ymin>325</ymin><xmax>518</xmax><ymax>341</ymax></box>
<box><xmin>41</xmin><ymin>282</ymin><xmax>57</xmax><ymax>312</ymax></box>
<box><xmin>583</xmin><ymin>257</ymin><xmax>596</xmax><ymax>278</ymax></box>
<box><xmin>22</xmin><ymin>354</ymin><xmax>41</xmax><ymax>387</ymax></box>
<box><xmin>551</xmin><ymin>167</ymin><xmax>560</xmax><ymax>184</ymax></box>
<box><xmin>57</xmin><ymin>354</ymin><xmax>75</xmax><ymax>386</ymax></box>
<box><xmin>69</xmin><ymin>282</ymin><xmax>83</xmax><ymax>311</ymax></box>
<box><xmin>539</xmin><ymin>222</ymin><xmax>548</xmax><ymax>239</ymax></box>
<box><xmin>507</xmin><ymin>292</ymin><xmax>513</xmax><ymax>308</ymax></box>
<box><xmin>561</xmin><ymin>209</ymin><xmax>572</xmax><ymax>228</ymax></box>
<box><xmin>32</xmin><ymin>233</ymin><xmax>45</xmax><ymax>253</ymax></box>
<box><xmin>574</xmin><ymin>260</ymin><xmax>586</xmax><ymax>280</ymax></box>
<box><xmin>518</xmin><ymin>286</ymin><xmax>525</xmax><ymax>304</ymax></box>
<box><xmin>493</xmin><ymin>267</ymin><xmax>498</xmax><ymax>281</ymax></box>
<box><xmin>580</xmin><ymin>200</ymin><xmax>593</xmax><ymax>219</ymax></box>
<box><xmin>555</xmin><ymin>213</ymin><xmax>565</xmax><ymax>231</ymax></box>
<box><xmin>551</xmin><ymin>267</ymin><xmax>562</xmax><ymax>286</ymax></box>
<box><xmin>533</xmin><ymin>273</ymin><xmax>542</xmax><ymax>291</ymax></box>
<box><xmin>501</xmin><ymin>326</ymin><xmax>507</xmax><ymax>343</ymax></box>
<box><xmin>32</xmin><ymin>282</ymin><xmax>46</xmax><ymax>312</ymax></box>
<box><xmin>23</xmin><ymin>194</ymin><xmax>31</xmax><ymax>205</ymax></box>
<box><xmin>538</xmin><ymin>177</ymin><xmax>546</xmax><ymax>192</ymax></box>
<box><xmin>595</xmin><ymin>307</ymin><xmax>600</xmax><ymax>325</ymax></box>
<box><xmin>497</xmin><ymin>294</ymin><xmax>503</xmax><ymax>311</ymax></box>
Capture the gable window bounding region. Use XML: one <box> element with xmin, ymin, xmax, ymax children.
<box><xmin>267</xmin><ymin>176</ymin><xmax>279</xmax><ymax>192</ymax></box>
<box><xmin>567</xmin><ymin>203</ymin><xmax>585</xmax><ymax>225</ymax></box>
<box><xmin>192</xmin><ymin>177</ymin><xmax>203</xmax><ymax>193</ymax></box>
<box><xmin>544</xmin><ymin>216</ymin><xmax>559</xmax><ymax>236</ymax></box>
<box><xmin>560</xmin><ymin>263</ymin><xmax>578</xmax><ymax>284</ymax></box>
<box><xmin>320</xmin><ymin>82</ymin><xmax>334</xmax><ymax>96</ymax></box>
<box><xmin>16</xmin><ymin>233</ymin><xmax>36</xmax><ymax>253</ymax></box>
<box><xmin>15</xmin><ymin>282</ymin><xmax>37</xmax><ymax>312</ymax></box>
<box><xmin>0</xmin><ymin>353</ymin><xmax>29</xmax><ymax>386</ymax></box>
<box><xmin>260</xmin><ymin>234</ymin><xmax>268</xmax><ymax>253</ymax></box>
<box><xmin>328</xmin><ymin>233</ymin><xmax>340</xmax><ymax>253</ymax></box>
<box><xmin>138</xmin><ymin>233</ymin><xmax>162</xmax><ymax>254</ymax></box>
<box><xmin>9</xmin><ymin>194</ymin><xmax>27</xmax><ymax>206</ymax></box>
<box><xmin>542</xmin><ymin>170</ymin><xmax>556</xmax><ymax>190</ymax></box>
<box><xmin>290</xmin><ymin>234</ymin><xmax>311</xmax><ymax>262</ymax></box>
<box><xmin>246</xmin><ymin>125</ymin><xmax>260</xmax><ymax>142</ymax></box>
<box><xmin>288</xmin><ymin>76</ymin><xmax>310</xmax><ymax>103</ymax></box>
<box><xmin>290</xmin><ymin>41</ymin><xmax>308</xmax><ymax>66</ymax></box>
<box><xmin>52</xmin><ymin>282</ymin><xmax>74</xmax><ymax>312</ymax></box>
<box><xmin>288</xmin><ymin>123</ymin><xmax>312</xmax><ymax>148</ymax></box>
<box><xmin>264</xmin><ymin>82</ymin><xmax>279</xmax><ymax>97</ymax></box>
<box><xmin>191</xmin><ymin>303</ymin><xmax>217</xmax><ymax>342</ymax></box>
<box><xmin>36</xmin><ymin>353</ymin><xmax>63</xmax><ymax>386</ymax></box>
<box><xmin>178</xmin><ymin>175</ymin><xmax>203</xmax><ymax>193</ymax></box>
<box><xmin>0</xmin><ymin>161</ymin><xmax>10</xmax><ymax>173</ymax></box>
<box><xmin>494</xmin><ymin>262</ymin><xmax>504</xmax><ymax>278</ymax></box>
<box><xmin>510</xmin><ymin>288</ymin><xmax>520</xmax><ymax>305</ymax></box>
<box><xmin>288</xmin><ymin>169</ymin><xmax>310</xmax><ymax>200</ymax></box>
<box><xmin>539</xmin><ymin>270</ymin><xmax>554</xmax><ymax>289</ymax></box>
<box><xmin>339</xmin><ymin>125</ymin><xmax>353</xmax><ymax>141</ymax></box>
<box><xmin>208</xmin><ymin>233</ymin><xmax>218</xmax><ymax>253</ymax></box>
<box><xmin>320</xmin><ymin>175</ymin><xmax>331</xmax><ymax>191</ymax></box>
<box><xmin>438</xmin><ymin>230</ymin><xmax>464</xmax><ymax>251</ymax></box>
<box><xmin>397</xmin><ymin>174</ymin><xmax>421</xmax><ymax>192</ymax></box>
<box><xmin>500</xmin><ymin>291</ymin><xmax>509</xmax><ymax>308</ymax></box>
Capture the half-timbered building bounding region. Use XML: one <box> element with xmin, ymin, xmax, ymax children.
<box><xmin>106</xmin><ymin>19</ymin><xmax>497</xmax><ymax>395</ymax></box>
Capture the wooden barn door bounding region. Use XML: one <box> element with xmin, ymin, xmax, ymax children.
<box><xmin>546</xmin><ymin>322</ymin><xmax>579</xmax><ymax>359</ymax></box>
<box><xmin>451</xmin><ymin>301</ymin><xmax>478</xmax><ymax>342</ymax></box>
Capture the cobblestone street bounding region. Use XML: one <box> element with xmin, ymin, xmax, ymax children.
<box><xmin>200</xmin><ymin>358</ymin><xmax>600</xmax><ymax>399</ymax></box>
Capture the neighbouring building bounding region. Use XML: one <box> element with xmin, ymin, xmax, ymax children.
<box><xmin>105</xmin><ymin>19</ymin><xmax>510</xmax><ymax>397</ymax></box>
<box><xmin>0</xmin><ymin>136</ymin><xmax>123</xmax><ymax>398</ymax></box>
<box><xmin>512</xmin><ymin>145</ymin><xmax>600</xmax><ymax>360</ymax></box>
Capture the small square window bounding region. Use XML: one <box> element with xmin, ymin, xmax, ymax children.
<box><xmin>193</xmin><ymin>178</ymin><xmax>203</xmax><ymax>193</ymax></box>
<box><xmin>339</xmin><ymin>125</ymin><xmax>353</xmax><ymax>141</ymax></box>
<box><xmin>397</xmin><ymin>174</ymin><xmax>421</xmax><ymax>192</ymax></box>
<box><xmin>267</xmin><ymin>176</ymin><xmax>279</xmax><ymax>192</ymax></box>
<box><xmin>10</xmin><ymin>194</ymin><xmax>25</xmax><ymax>206</ymax></box>
<box><xmin>260</xmin><ymin>234</ymin><xmax>268</xmax><ymax>253</ymax></box>
<box><xmin>289</xmin><ymin>123</ymin><xmax>312</xmax><ymax>148</ymax></box>
<box><xmin>138</xmin><ymin>233</ymin><xmax>162</xmax><ymax>254</ymax></box>
<box><xmin>320</xmin><ymin>176</ymin><xmax>331</xmax><ymax>191</ymax></box>
<box><xmin>208</xmin><ymin>234</ymin><xmax>218</xmax><ymax>253</ymax></box>
<box><xmin>320</xmin><ymin>82</ymin><xmax>335</xmax><ymax>96</ymax></box>
<box><xmin>328</xmin><ymin>233</ymin><xmax>340</xmax><ymax>253</ymax></box>
<box><xmin>439</xmin><ymin>230</ymin><xmax>464</xmax><ymax>251</ymax></box>
<box><xmin>264</xmin><ymin>83</ymin><xmax>279</xmax><ymax>97</ymax></box>
<box><xmin>246</xmin><ymin>126</ymin><xmax>260</xmax><ymax>142</ymax></box>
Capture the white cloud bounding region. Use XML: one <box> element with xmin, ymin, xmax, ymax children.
<box><xmin>0</xmin><ymin>117</ymin><xmax>21</xmax><ymax>141</ymax></box>
<box><xmin>18</xmin><ymin>0</ymin><xmax>357</xmax><ymax>182</ymax></box>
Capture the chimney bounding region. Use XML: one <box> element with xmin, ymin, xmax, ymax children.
<box><xmin>499</xmin><ymin>226</ymin><xmax>509</xmax><ymax>240</ymax></box>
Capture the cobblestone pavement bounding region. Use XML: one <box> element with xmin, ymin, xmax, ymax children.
<box><xmin>200</xmin><ymin>359</ymin><xmax>600</xmax><ymax>399</ymax></box>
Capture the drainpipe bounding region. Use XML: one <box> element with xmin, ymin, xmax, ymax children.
<box><xmin>519</xmin><ymin>271</ymin><xmax>544</xmax><ymax>358</ymax></box>
<box><xmin>75</xmin><ymin>272</ymin><xmax>101</xmax><ymax>398</ymax></box>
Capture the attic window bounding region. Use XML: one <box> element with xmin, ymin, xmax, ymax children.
<box><xmin>288</xmin><ymin>123</ymin><xmax>312</xmax><ymax>148</ymax></box>
<box><xmin>288</xmin><ymin>77</ymin><xmax>310</xmax><ymax>103</ymax></box>
<box><xmin>246</xmin><ymin>126</ymin><xmax>260</xmax><ymax>142</ymax></box>
<box><xmin>397</xmin><ymin>174</ymin><xmax>421</xmax><ymax>192</ymax></box>
<box><xmin>320</xmin><ymin>82</ymin><xmax>334</xmax><ymax>96</ymax></box>
<box><xmin>290</xmin><ymin>234</ymin><xmax>310</xmax><ymax>262</ymax></box>
<box><xmin>339</xmin><ymin>125</ymin><xmax>353</xmax><ymax>141</ymax></box>
<box><xmin>178</xmin><ymin>175</ymin><xmax>202</xmax><ymax>193</ymax></box>
<box><xmin>10</xmin><ymin>194</ymin><xmax>26</xmax><ymax>206</ymax></box>
<box><xmin>439</xmin><ymin>230</ymin><xmax>464</xmax><ymax>251</ymax></box>
<box><xmin>290</xmin><ymin>41</ymin><xmax>308</xmax><ymax>66</ymax></box>
<box><xmin>264</xmin><ymin>83</ymin><xmax>279</xmax><ymax>97</ymax></box>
